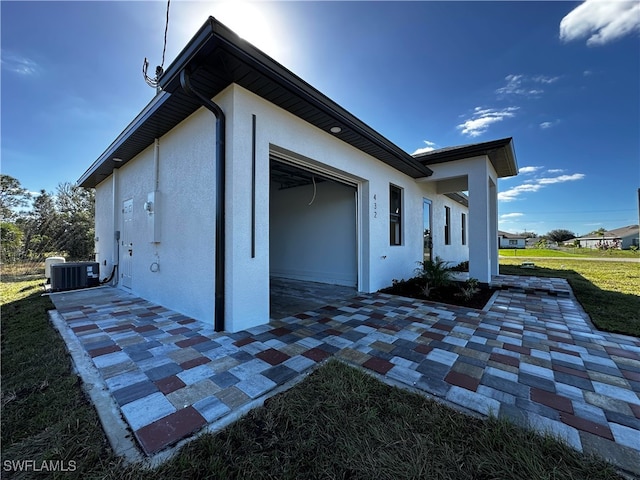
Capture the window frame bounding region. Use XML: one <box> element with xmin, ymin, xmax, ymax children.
<box><xmin>389</xmin><ymin>184</ymin><xmax>402</xmax><ymax>246</ymax></box>
<box><xmin>444</xmin><ymin>206</ymin><xmax>451</xmax><ymax>245</ymax></box>
<box><xmin>461</xmin><ymin>212</ymin><xmax>467</xmax><ymax>246</ymax></box>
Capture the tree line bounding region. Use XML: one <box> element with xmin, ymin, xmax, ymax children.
<box><xmin>1</xmin><ymin>174</ymin><xmax>95</xmax><ymax>264</ymax></box>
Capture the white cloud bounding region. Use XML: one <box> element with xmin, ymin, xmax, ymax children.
<box><xmin>546</xmin><ymin>168</ymin><xmax>564</xmax><ymax>174</ymax></box>
<box><xmin>457</xmin><ymin>106</ymin><xmax>519</xmax><ymax>137</ymax></box>
<box><xmin>538</xmin><ymin>173</ymin><xmax>585</xmax><ymax>184</ymax></box>
<box><xmin>412</xmin><ymin>140</ymin><xmax>438</xmax><ymax>155</ymax></box>
<box><xmin>518</xmin><ymin>166</ymin><xmax>543</xmax><ymax>174</ymax></box>
<box><xmin>540</xmin><ymin>122</ymin><xmax>553</xmax><ymax>129</ymax></box>
<box><xmin>1</xmin><ymin>51</ymin><xmax>39</xmax><ymax>75</ymax></box>
<box><xmin>560</xmin><ymin>0</ymin><xmax>640</xmax><ymax>46</ymax></box>
<box><xmin>495</xmin><ymin>74</ymin><xmax>560</xmax><ymax>98</ymax></box>
<box><xmin>583</xmin><ymin>69</ymin><xmax>593</xmax><ymax>76</ymax></box>
<box><xmin>500</xmin><ymin>213</ymin><xmax>524</xmax><ymax>219</ymax></box>
<box><xmin>499</xmin><ymin>172</ymin><xmax>585</xmax><ymax>202</ymax></box>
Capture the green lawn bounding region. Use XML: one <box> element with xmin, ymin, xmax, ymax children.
<box><xmin>500</xmin><ymin>258</ymin><xmax>640</xmax><ymax>337</ymax></box>
<box><xmin>0</xmin><ymin>276</ymin><xmax>624</xmax><ymax>479</ymax></box>
<box><xmin>499</xmin><ymin>248</ymin><xmax>639</xmax><ymax>258</ymax></box>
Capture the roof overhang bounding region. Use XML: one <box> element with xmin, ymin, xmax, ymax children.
<box><xmin>78</xmin><ymin>17</ymin><xmax>432</xmax><ymax>188</ymax></box>
<box><xmin>413</xmin><ymin>137</ymin><xmax>518</xmax><ymax>179</ymax></box>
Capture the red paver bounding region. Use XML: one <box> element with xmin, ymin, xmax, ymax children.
<box><xmin>294</xmin><ymin>313</ymin><xmax>312</xmax><ymax>319</ymax></box>
<box><xmin>325</xmin><ymin>329</ymin><xmax>343</xmax><ymax>336</ymax></box>
<box><xmin>89</xmin><ymin>344</ymin><xmax>121</xmax><ymax>357</ymax></box>
<box><xmin>135</xmin><ymin>325</ymin><xmax>157</xmax><ymax>333</ymax></box>
<box><xmin>501</xmin><ymin>326</ymin><xmax>522</xmax><ymax>335</ymax></box>
<box><xmin>445</xmin><ymin>371</ymin><xmax>480</xmax><ymax>392</ymax></box>
<box><xmin>363</xmin><ymin>357</ymin><xmax>394</xmax><ymax>375</ymax></box>
<box><xmin>549</xmin><ymin>346</ymin><xmax>580</xmax><ymax>357</ymax></box>
<box><xmin>421</xmin><ymin>331</ymin><xmax>444</xmax><ymax>341</ymax></box>
<box><xmin>256</xmin><ymin>348</ymin><xmax>290</xmax><ymax>366</ymax></box>
<box><xmin>604</xmin><ymin>347</ymin><xmax>640</xmax><ymax>361</ymax></box>
<box><xmin>104</xmin><ymin>324</ymin><xmax>134</xmax><ymax>333</ymax></box>
<box><xmin>72</xmin><ymin>324</ymin><xmax>98</xmax><ymax>333</ymax></box>
<box><xmin>177</xmin><ymin>318</ymin><xmax>197</xmax><ymax>325</ymax></box>
<box><xmin>233</xmin><ymin>337</ymin><xmax>256</xmax><ymax>347</ymax></box>
<box><xmin>531</xmin><ymin>388</ymin><xmax>573</xmax><ymax>414</ymax></box>
<box><xmin>629</xmin><ymin>403</ymin><xmax>640</xmax><ymax>419</ymax></box>
<box><xmin>560</xmin><ymin>411</ymin><xmax>614</xmax><ymax>440</ymax></box>
<box><xmin>503</xmin><ymin>344</ymin><xmax>531</xmax><ymax>355</ymax></box>
<box><xmin>175</xmin><ymin>336</ymin><xmax>209</xmax><ymax>348</ymax></box>
<box><xmin>135</xmin><ymin>406</ymin><xmax>206</xmax><ymax>454</ymax></box>
<box><xmin>270</xmin><ymin>327</ymin><xmax>293</xmax><ymax>336</ymax></box>
<box><xmin>302</xmin><ymin>347</ymin><xmax>331</xmax><ymax>362</ymax></box>
<box><xmin>414</xmin><ymin>344</ymin><xmax>433</xmax><ymax>355</ymax></box>
<box><xmin>180</xmin><ymin>356</ymin><xmax>211</xmax><ymax>370</ymax></box>
<box><xmin>167</xmin><ymin>327</ymin><xmax>191</xmax><ymax>335</ymax></box>
<box><xmin>548</xmin><ymin>335</ymin><xmax>575</xmax><ymax>345</ymax></box>
<box><xmin>489</xmin><ymin>352</ymin><xmax>520</xmax><ymax>368</ymax></box>
<box><xmin>155</xmin><ymin>375</ymin><xmax>186</xmax><ymax>395</ymax></box>
<box><xmin>552</xmin><ymin>363</ymin><xmax>589</xmax><ymax>379</ymax></box>
<box><xmin>621</xmin><ymin>369</ymin><xmax>640</xmax><ymax>382</ymax></box>
<box><xmin>432</xmin><ymin>322</ymin><xmax>453</xmax><ymax>332</ymax></box>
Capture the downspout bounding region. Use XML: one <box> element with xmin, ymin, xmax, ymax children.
<box><xmin>179</xmin><ymin>69</ymin><xmax>225</xmax><ymax>332</ymax></box>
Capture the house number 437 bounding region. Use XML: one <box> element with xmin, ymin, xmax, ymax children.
<box><xmin>373</xmin><ymin>194</ymin><xmax>377</xmax><ymax>218</ymax></box>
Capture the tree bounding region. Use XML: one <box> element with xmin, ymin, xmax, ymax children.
<box><xmin>19</xmin><ymin>189</ymin><xmax>62</xmax><ymax>259</ymax></box>
<box><xmin>0</xmin><ymin>174</ymin><xmax>31</xmax><ymax>220</ymax></box>
<box><xmin>55</xmin><ymin>182</ymin><xmax>95</xmax><ymax>260</ymax></box>
<box><xmin>546</xmin><ymin>229</ymin><xmax>576</xmax><ymax>243</ymax></box>
<box><xmin>1</xmin><ymin>222</ymin><xmax>24</xmax><ymax>262</ymax></box>
<box><xmin>588</xmin><ymin>227</ymin><xmax>607</xmax><ymax>236</ymax></box>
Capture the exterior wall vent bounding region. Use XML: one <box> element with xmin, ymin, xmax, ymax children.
<box><xmin>50</xmin><ymin>262</ymin><xmax>100</xmax><ymax>292</ymax></box>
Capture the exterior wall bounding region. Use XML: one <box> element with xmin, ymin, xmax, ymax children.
<box><xmin>225</xmin><ymin>84</ymin><xmax>462</xmax><ymax>330</ymax></box>
<box><xmin>94</xmin><ymin>83</ymin><xmax>476</xmax><ymax>332</ymax></box>
<box><xmin>94</xmin><ymin>107</ymin><xmax>217</xmax><ymax>323</ymax></box>
<box><xmin>499</xmin><ymin>237</ymin><xmax>526</xmax><ymax>249</ymax></box>
<box><xmin>428</xmin><ymin>197</ymin><xmax>469</xmax><ymax>267</ymax></box>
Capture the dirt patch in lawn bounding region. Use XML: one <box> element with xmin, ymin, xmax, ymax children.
<box><xmin>379</xmin><ymin>277</ymin><xmax>496</xmax><ymax>310</ymax></box>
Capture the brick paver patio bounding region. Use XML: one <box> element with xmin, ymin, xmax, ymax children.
<box><xmin>50</xmin><ymin>276</ymin><xmax>640</xmax><ymax>475</ymax></box>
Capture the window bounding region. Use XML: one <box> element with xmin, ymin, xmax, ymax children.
<box><xmin>444</xmin><ymin>206</ymin><xmax>451</xmax><ymax>245</ymax></box>
<box><xmin>509</xmin><ymin>239</ymin><xmax>518</xmax><ymax>246</ymax></box>
<box><xmin>390</xmin><ymin>185</ymin><xmax>402</xmax><ymax>245</ymax></box>
<box><xmin>461</xmin><ymin>213</ymin><xmax>466</xmax><ymax>245</ymax></box>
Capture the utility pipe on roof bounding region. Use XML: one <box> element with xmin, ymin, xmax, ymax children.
<box><xmin>179</xmin><ymin>69</ymin><xmax>226</xmax><ymax>332</ymax></box>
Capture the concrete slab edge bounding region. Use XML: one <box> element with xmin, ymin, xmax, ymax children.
<box><xmin>48</xmin><ymin>310</ymin><xmax>143</xmax><ymax>464</ymax></box>
<box><xmin>336</xmin><ymin>359</ymin><xmax>638</xmax><ymax>480</ymax></box>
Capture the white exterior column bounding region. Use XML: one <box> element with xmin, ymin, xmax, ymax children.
<box><xmin>489</xmin><ymin>179</ymin><xmax>498</xmax><ymax>278</ymax></box>
<box><xmin>468</xmin><ymin>158</ymin><xmax>492</xmax><ymax>284</ymax></box>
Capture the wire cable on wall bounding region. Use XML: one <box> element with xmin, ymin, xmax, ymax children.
<box><xmin>308</xmin><ymin>175</ymin><xmax>317</xmax><ymax>206</ymax></box>
<box><xmin>143</xmin><ymin>0</ymin><xmax>171</xmax><ymax>89</ymax></box>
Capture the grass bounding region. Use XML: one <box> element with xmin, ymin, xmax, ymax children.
<box><xmin>1</xmin><ymin>275</ymin><xmax>626</xmax><ymax>479</ymax></box>
<box><xmin>500</xmin><ymin>258</ymin><xmax>640</xmax><ymax>337</ymax></box>
<box><xmin>499</xmin><ymin>248</ymin><xmax>639</xmax><ymax>258</ymax></box>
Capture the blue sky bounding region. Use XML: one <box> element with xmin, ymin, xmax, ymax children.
<box><xmin>2</xmin><ymin>1</ymin><xmax>639</xmax><ymax>236</ymax></box>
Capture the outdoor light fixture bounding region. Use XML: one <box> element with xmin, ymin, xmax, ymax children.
<box><xmin>113</xmin><ymin>157</ymin><xmax>123</xmax><ymax>163</ymax></box>
<box><xmin>330</xmin><ymin>126</ymin><xmax>342</xmax><ymax>134</ymax></box>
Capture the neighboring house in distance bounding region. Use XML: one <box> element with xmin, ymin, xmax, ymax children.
<box><xmin>498</xmin><ymin>231</ymin><xmax>526</xmax><ymax>249</ymax></box>
<box><xmin>574</xmin><ymin>225</ymin><xmax>640</xmax><ymax>250</ymax></box>
<box><xmin>78</xmin><ymin>17</ymin><xmax>518</xmax><ymax>333</ymax></box>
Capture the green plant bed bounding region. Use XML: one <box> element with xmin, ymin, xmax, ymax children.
<box><xmin>379</xmin><ymin>278</ymin><xmax>496</xmax><ymax>310</ymax></box>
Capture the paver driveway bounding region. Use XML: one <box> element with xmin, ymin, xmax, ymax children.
<box><xmin>49</xmin><ymin>275</ymin><xmax>640</xmax><ymax>475</ymax></box>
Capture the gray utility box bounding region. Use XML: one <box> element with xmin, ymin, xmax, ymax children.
<box><xmin>50</xmin><ymin>262</ymin><xmax>100</xmax><ymax>292</ymax></box>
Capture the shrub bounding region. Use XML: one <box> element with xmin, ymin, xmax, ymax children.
<box><xmin>415</xmin><ymin>257</ymin><xmax>454</xmax><ymax>289</ymax></box>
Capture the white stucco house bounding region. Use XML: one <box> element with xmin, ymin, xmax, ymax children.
<box><xmin>498</xmin><ymin>231</ymin><xmax>526</xmax><ymax>249</ymax></box>
<box><xmin>78</xmin><ymin>18</ymin><xmax>518</xmax><ymax>333</ymax></box>
<box><xmin>574</xmin><ymin>225</ymin><xmax>639</xmax><ymax>250</ymax></box>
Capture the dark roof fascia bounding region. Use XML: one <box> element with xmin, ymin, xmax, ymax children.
<box><xmin>160</xmin><ymin>17</ymin><xmax>432</xmax><ymax>179</ymax></box>
<box><xmin>414</xmin><ymin>137</ymin><xmax>518</xmax><ymax>178</ymax></box>
<box><xmin>77</xmin><ymin>91</ymin><xmax>171</xmax><ymax>187</ymax></box>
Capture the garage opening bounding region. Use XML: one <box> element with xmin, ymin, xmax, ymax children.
<box><xmin>270</xmin><ymin>156</ymin><xmax>358</xmax><ymax>317</ymax></box>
